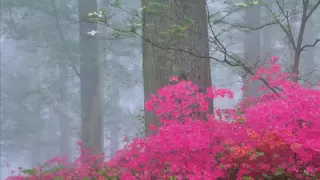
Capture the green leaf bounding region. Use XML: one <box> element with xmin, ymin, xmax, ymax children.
<box><xmin>184</xmin><ymin>17</ymin><xmax>193</xmax><ymax>25</ymax></box>
<box><xmin>256</xmin><ymin>151</ymin><xmax>264</xmax><ymax>156</ymax></box>
<box><xmin>82</xmin><ymin>177</ymin><xmax>92</xmax><ymax>180</ymax></box>
<box><xmin>21</xmin><ymin>169</ymin><xmax>37</xmax><ymax>175</ymax></box>
<box><xmin>149</xmin><ymin>2</ymin><xmax>167</xmax><ymax>8</ymax></box>
<box><xmin>275</xmin><ymin>167</ymin><xmax>284</xmax><ymax>176</ymax></box>
<box><xmin>112</xmin><ymin>0</ymin><xmax>121</xmax><ymax>6</ymax></box>
<box><xmin>99</xmin><ymin>169</ymin><xmax>106</xmax><ymax>176</ymax></box>
<box><xmin>168</xmin><ymin>176</ymin><xmax>177</xmax><ymax>180</ymax></box>
<box><xmin>40</xmin><ymin>165</ymin><xmax>65</xmax><ymax>176</ymax></box>
<box><xmin>304</xmin><ymin>169</ymin><xmax>313</xmax><ymax>176</ymax></box>
<box><xmin>54</xmin><ymin>176</ymin><xmax>64</xmax><ymax>180</ymax></box>
<box><xmin>243</xmin><ymin>176</ymin><xmax>252</xmax><ymax>180</ymax></box>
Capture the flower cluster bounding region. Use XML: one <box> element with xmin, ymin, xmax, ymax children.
<box><xmin>6</xmin><ymin>56</ymin><xmax>320</xmax><ymax>179</ymax></box>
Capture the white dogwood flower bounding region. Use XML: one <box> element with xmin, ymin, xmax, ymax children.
<box><xmin>87</xmin><ymin>30</ymin><xmax>98</xmax><ymax>36</ymax></box>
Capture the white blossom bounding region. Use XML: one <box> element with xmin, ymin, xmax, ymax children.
<box><xmin>88</xmin><ymin>11</ymin><xmax>103</xmax><ymax>18</ymax></box>
<box><xmin>87</xmin><ymin>30</ymin><xmax>98</xmax><ymax>36</ymax></box>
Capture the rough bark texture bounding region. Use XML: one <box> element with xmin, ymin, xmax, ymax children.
<box><xmin>142</xmin><ymin>0</ymin><xmax>212</xmax><ymax>136</ymax></box>
<box><xmin>79</xmin><ymin>0</ymin><xmax>103</xmax><ymax>153</ymax></box>
<box><xmin>243</xmin><ymin>4</ymin><xmax>261</xmax><ymax>98</ymax></box>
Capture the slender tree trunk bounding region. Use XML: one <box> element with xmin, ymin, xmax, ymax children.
<box><xmin>142</xmin><ymin>0</ymin><xmax>213</xmax><ymax>136</ymax></box>
<box><xmin>292</xmin><ymin>1</ymin><xmax>309</xmax><ymax>82</ymax></box>
<box><xmin>300</xmin><ymin>18</ymin><xmax>316</xmax><ymax>87</ymax></box>
<box><xmin>30</xmin><ymin>49</ymin><xmax>42</xmax><ymax>167</ymax></box>
<box><xmin>79</xmin><ymin>0</ymin><xmax>103</xmax><ymax>154</ymax></box>
<box><xmin>262</xmin><ymin>0</ymin><xmax>273</xmax><ymax>56</ymax></box>
<box><xmin>58</xmin><ymin>65</ymin><xmax>71</xmax><ymax>162</ymax></box>
<box><xmin>109</xmin><ymin>124</ymin><xmax>119</xmax><ymax>157</ymax></box>
<box><xmin>107</xmin><ymin>88</ymin><xmax>120</xmax><ymax>158</ymax></box>
<box><xmin>51</xmin><ymin>0</ymin><xmax>72</xmax><ymax>162</ymax></box>
<box><xmin>243</xmin><ymin>4</ymin><xmax>261</xmax><ymax>98</ymax></box>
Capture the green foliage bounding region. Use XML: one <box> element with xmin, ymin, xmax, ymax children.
<box><xmin>111</xmin><ymin>0</ymin><xmax>121</xmax><ymax>7</ymax></box>
<box><xmin>145</xmin><ymin>1</ymin><xmax>168</xmax><ymax>13</ymax></box>
<box><xmin>21</xmin><ymin>169</ymin><xmax>37</xmax><ymax>175</ymax></box>
<box><xmin>135</xmin><ymin>109</ymin><xmax>145</xmax><ymax>136</ymax></box>
<box><xmin>184</xmin><ymin>17</ymin><xmax>194</xmax><ymax>25</ymax></box>
<box><xmin>236</xmin><ymin>0</ymin><xmax>262</xmax><ymax>8</ymax></box>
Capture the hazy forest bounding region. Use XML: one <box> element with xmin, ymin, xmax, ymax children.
<box><xmin>0</xmin><ymin>0</ymin><xmax>320</xmax><ymax>179</ymax></box>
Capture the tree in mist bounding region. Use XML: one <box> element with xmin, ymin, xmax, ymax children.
<box><xmin>78</xmin><ymin>0</ymin><xmax>104</xmax><ymax>153</ymax></box>
<box><xmin>85</xmin><ymin>0</ymin><xmax>319</xmax><ymax>134</ymax></box>
<box><xmin>243</xmin><ymin>2</ymin><xmax>262</xmax><ymax>98</ymax></box>
<box><xmin>1</xmin><ymin>0</ymin><xmax>79</xmax><ymax>165</ymax></box>
<box><xmin>142</xmin><ymin>0</ymin><xmax>213</xmax><ymax>135</ymax></box>
<box><xmin>51</xmin><ymin>0</ymin><xmax>72</xmax><ymax>162</ymax></box>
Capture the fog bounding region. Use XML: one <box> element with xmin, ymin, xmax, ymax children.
<box><xmin>0</xmin><ymin>0</ymin><xmax>319</xmax><ymax>179</ymax></box>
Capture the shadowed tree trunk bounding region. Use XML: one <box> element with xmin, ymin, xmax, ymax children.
<box><xmin>58</xmin><ymin>64</ymin><xmax>71</xmax><ymax>162</ymax></box>
<box><xmin>79</xmin><ymin>0</ymin><xmax>103</xmax><ymax>154</ymax></box>
<box><xmin>300</xmin><ymin>18</ymin><xmax>316</xmax><ymax>87</ymax></box>
<box><xmin>52</xmin><ymin>0</ymin><xmax>72</xmax><ymax>163</ymax></box>
<box><xmin>107</xmin><ymin>88</ymin><xmax>121</xmax><ymax>158</ymax></box>
<box><xmin>142</xmin><ymin>0</ymin><xmax>213</xmax><ymax>136</ymax></box>
<box><xmin>30</xmin><ymin>49</ymin><xmax>42</xmax><ymax>167</ymax></box>
<box><xmin>290</xmin><ymin>0</ymin><xmax>320</xmax><ymax>82</ymax></box>
<box><xmin>262</xmin><ymin>0</ymin><xmax>273</xmax><ymax>56</ymax></box>
<box><xmin>243</xmin><ymin>3</ymin><xmax>261</xmax><ymax>99</ymax></box>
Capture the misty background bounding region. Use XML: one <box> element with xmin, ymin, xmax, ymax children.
<box><xmin>0</xmin><ymin>0</ymin><xmax>319</xmax><ymax>179</ymax></box>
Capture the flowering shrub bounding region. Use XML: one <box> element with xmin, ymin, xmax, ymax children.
<box><xmin>6</xmin><ymin>56</ymin><xmax>320</xmax><ymax>179</ymax></box>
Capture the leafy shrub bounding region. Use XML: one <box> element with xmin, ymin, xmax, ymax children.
<box><xmin>6</xmin><ymin>56</ymin><xmax>320</xmax><ymax>179</ymax></box>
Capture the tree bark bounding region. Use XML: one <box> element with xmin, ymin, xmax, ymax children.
<box><xmin>142</xmin><ymin>0</ymin><xmax>212</xmax><ymax>136</ymax></box>
<box><xmin>79</xmin><ymin>0</ymin><xmax>103</xmax><ymax>154</ymax></box>
<box><xmin>300</xmin><ymin>18</ymin><xmax>316</xmax><ymax>87</ymax></box>
<box><xmin>58</xmin><ymin>64</ymin><xmax>71</xmax><ymax>162</ymax></box>
<box><xmin>54</xmin><ymin>0</ymin><xmax>72</xmax><ymax>163</ymax></box>
<box><xmin>243</xmin><ymin>4</ymin><xmax>261</xmax><ymax>98</ymax></box>
<box><xmin>262</xmin><ymin>0</ymin><xmax>273</xmax><ymax>56</ymax></box>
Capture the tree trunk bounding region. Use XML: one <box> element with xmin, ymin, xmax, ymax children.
<box><xmin>79</xmin><ymin>0</ymin><xmax>103</xmax><ymax>154</ymax></box>
<box><xmin>300</xmin><ymin>18</ymin><xmax>316</xmax><ymax>87</ymax></box>
<box><xmin>243</xmin><ymin>4</ymin><xmax>261</xmax><ymax>98</ymax></box>
<box><xmin>29</xmin><ymin>49</ymin><xmax>42</xmax><ymax>167</ymax></box>
<box><xmin>291</xmin><ymin>0</ymin><xmax>309</xmax><ymax>82</ymax></box>
<box><xmin>107</xmin><ymin>88</ymin><xmax>121</xmax><ymax>158</ymax></box>
<box><xmin>142</xmin><ymin>0</ymin><xmax>212</xmax><ymax>136</ymax></box>
<box><xmin>53</xmin><ymin>0</ymin><xmax>72</xmax><ymax>163</ymax></box>
<box><xmin>58</xmin><ymin>64</ymin><xmax>71</xmax><ymax>162</ymax></box>
<box><xmin>262</xmin><ymin>0</ymin><xmax>273</xmax><ymax>56</ymax></box>
<box><xmin>109</xmin><ymin>124</ymin><xmax>119</xmax><ymax>158</ymax></box>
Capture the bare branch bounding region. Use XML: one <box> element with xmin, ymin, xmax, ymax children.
<box><xmin>52</xmin><ymin>0</ymin><xmax>81</xmax><ymax>79</ymax></box>
<box><xmin>301</xmin><ymin>39</ymin><xmax>320</xmax><ymax>51</ymax></box>
<box><xmin>220</xmin><ymin>21</ymin><xmax>278</xmax><ymax>31</ymax></box>
<box><xmin>274</xmin><ymin>0</ymin><xmax>296</xmax><ymax>50</ymax></box>
<box><xmin>305</xmin><ymin>0</ymin><xmax>320</xmax><ymax>20</ymax></box>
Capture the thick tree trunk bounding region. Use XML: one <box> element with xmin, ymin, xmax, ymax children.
<box><xmin>243</xmin><ymin>4</ymin><xmax>261</xmax><ymax>99</ymax></box>
<box><xmin>142</xmin><ymin>0</ymin><xmax>212</xmax><ymax>136</ymax></box>
<box><xmin>79</xmin><ymin>0</ymin><xmax>103</xmax><ymax>154</ymax></box>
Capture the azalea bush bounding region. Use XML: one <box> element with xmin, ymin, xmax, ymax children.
<box><xmin>6</xmin><ymin>56</ymin><xmax>320</xmax><ymax>179</ymax></box>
